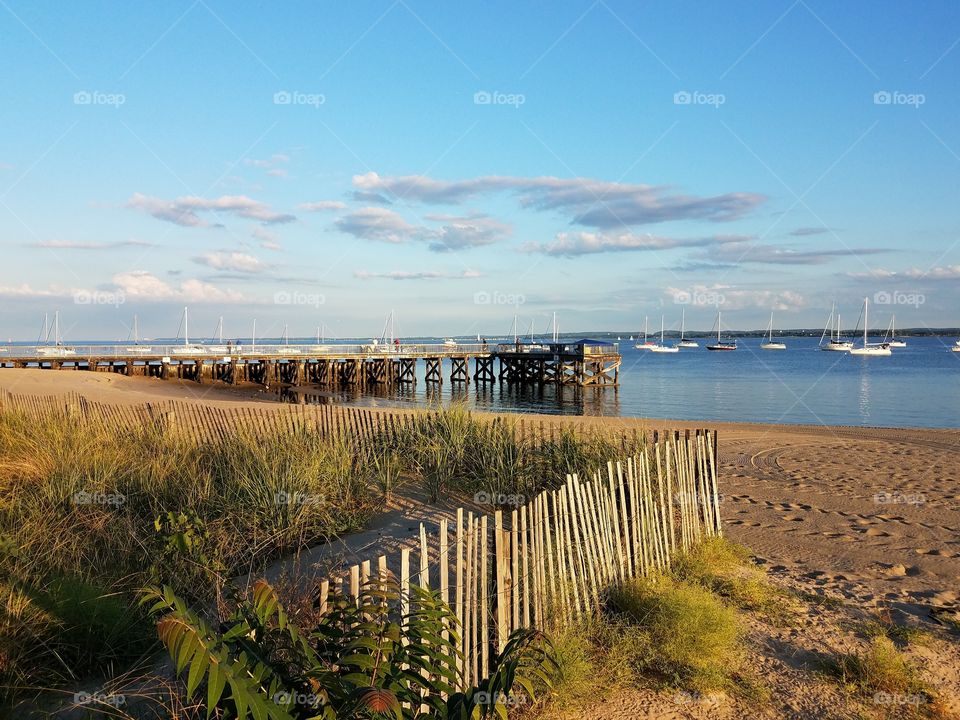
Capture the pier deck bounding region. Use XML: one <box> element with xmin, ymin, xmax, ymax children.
<box><xmin>1</xmin><ymin>340</ymin><xmax>620</xmax><ymax>388</ymax></box>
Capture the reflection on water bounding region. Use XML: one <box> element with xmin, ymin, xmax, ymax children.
<box><xmin>271</xmin><ymin>336</ymin><xmax>958</xmax><ymax>428</ymax></box>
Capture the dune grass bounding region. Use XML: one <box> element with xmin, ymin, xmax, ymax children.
<box><xmin>0</xmin><ymin>404</ymin><xmax>645</xmax><ymax>704</ymax></box>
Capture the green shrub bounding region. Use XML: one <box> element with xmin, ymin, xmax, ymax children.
<box><xmin>609</xmin><ymin>576</ymin><xmax>740</xmax><ymax>691</ymax></box>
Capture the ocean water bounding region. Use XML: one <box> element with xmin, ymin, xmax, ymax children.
<box><xmin>326</xmin><ymin>336</ymin><xmax>960</xmax><ymax>429</ymax></box>
<box><xmin>5</xmin><ymin>336</ymin><xmax>958</xmax><ymax>428</ymax></box>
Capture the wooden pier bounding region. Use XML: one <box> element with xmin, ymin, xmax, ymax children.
<box><xmin>2</xmin><ymin>340</ymin><xmax>621</xmax><ymax>389</ymax></box>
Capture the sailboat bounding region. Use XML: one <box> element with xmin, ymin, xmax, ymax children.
<box><xmin>277</xmin><ymin>324</ymin><xmax>301</xmax><ymax>354</ymax></box>
<box><xmin>308</xmin><ymin>324</ymin><xmax>328</xmax><ymax>352</ymax></box>
<box><xmin>820</xmin><ymin>303</ymin><xmax>854</xmax><ymax>351</ymax></box>
<box><xmin>171</xmin><ymin>307</ymin><xmax>206</xmax><ymax>354</ymax></box>
<box><xmin>760</xmin><ymin>312</ymin><xmax>787</xmax><ymax>350</ymax></box>
<box><xmin>677</xmin><ymin>308</ymin><xmax>699</xmax><ymax>348</ymax></box>
<box><xmin>650</xmin><ymin>316</ymin><xmax>679</xmax><ymax>353</ymax></box>
<box><xmin>635</xmin><ymin>316</ymin><xmax>657</xmax><ymax>350</ymax></box>
<box><xmin>36</xmin><ymin>311</ymin><xmax>76</xmax><ymax>356</ymax></box>
<box><xmin>206</xmin><ymin>316</ymin><xmax>229</xmax><ymax>353</ymax></box>
<box><xmin>953</xmin><ymin>338</ymin><xmax>960</xmax><ymax>353</ymax></box>
<box><xmin>849</xmin><ymin>297</ymin><xmax>892</xmax><ymax>356</ymax></box>
<box><xmin>706</xmin><ymin>311</ymin><xmax>737</xmax><ymax>351</ymax></box>
<box><xmin>125</xmin><ymin>315</ymin><xmax>153</xmax><ymax>353</ymax></box>
<box><xmin>883</xmin><ymin>315</ymin><xmax>907</xmax><ymax>347</ymax></box>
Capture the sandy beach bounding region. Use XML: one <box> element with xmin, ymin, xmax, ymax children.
<box><xmin>3</xmin><ymin>368</ymin><xmax>959</xmax><ymax>717</ymax></box>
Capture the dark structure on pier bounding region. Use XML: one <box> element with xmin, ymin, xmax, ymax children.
<box><xmin>4</xmin><ymin>340</ymin><xmax>620</xmax><ymax>389</ymax></box>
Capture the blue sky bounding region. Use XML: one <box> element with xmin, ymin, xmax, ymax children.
<box><xmin>1</xmin><ymin>0</ymin><xmax>958</xmax><ymax>341</ymax></box>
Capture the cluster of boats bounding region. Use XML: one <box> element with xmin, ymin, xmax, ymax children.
<box><xmin>634</xmin><ymin>309</ymin><xmax>784</xmax><ymax>352</ymax></box>
<box><xmin>631</xmin><ymin>299</ymin><xmax>960</xmax><ymax>355</ymax></box>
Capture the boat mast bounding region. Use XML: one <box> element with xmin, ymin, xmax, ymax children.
<box><xmin>768</xmin><ymin>311</ymin><xmax>774</xmax><ymax>342</ymax></box>
<box><xmin>552</xmin><ymin>311</ymin><xmax>558</xmax><ymax>343</ymax></box>
<box><xmin>644</xmin><ymin>316</ymin><xmax>649</xmax><ymax>342</ymax></box>
<box><xmin>863</xmin><ymin>297</ymin><xmax>868</xmax><ymax>347</ymax></box>
<box><xmin>252</xmin><ymin>319</ymin><xmax>256</xmax><ymax>351</ymax></box>
<box><xmin>717</xmin><ymin>311</ymin><xmax>722</xmax><ymax>342</ymax></box>
<box><xmin>680</xmin><ymin>308</ymin><xmax>686</xmax><ymax>341</ymax></box>
<box><xmin>660</xmin><ymin>316</ymin><xmax>665</xmax><ymax>344</ymax></box>
<box><xmin>133</xmin><ymin>315</ymin><xmax>139</xmax><ymax>344</ymax></box>
<box><xmin>53</xmin><ymin>311</ymin><xmax>60</xmax><ymax>345</ymax></box>
<box><xmin>184</xmin><ymin>307</ymin><xmax>189</xmax><ymax>346</ymax></box>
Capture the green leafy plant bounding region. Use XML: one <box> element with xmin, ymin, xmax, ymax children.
<box><xmin>143</xmin><ymin>578</ymin><xmax>558</xmax><ymax>719</ymax></box>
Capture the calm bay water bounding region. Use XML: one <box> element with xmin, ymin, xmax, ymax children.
<box><xmin>329</xmin><ymin>336</ymin><xmax>960</xmax><ymax>429</ymax></box>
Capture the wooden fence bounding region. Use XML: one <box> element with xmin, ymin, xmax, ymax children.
<box><xmin>316</xmin><ymin>432</ymin><xmax>721</xmax><ymax>690</ymax></box>
<box><xmin>0</xmin><ymin>390</ymin><xmax>722</xmax><ymax>691</ymax></box>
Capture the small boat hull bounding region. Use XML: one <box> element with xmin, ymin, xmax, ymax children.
<box><xmin>888</xmin><ymin>341</ymin><xmax>907</xmax><ymax>348</ymax></box>
<box><xmin>650</xmin><ymin>345</ymin><xmax>679</xmax><ymax>353</ymax></box>
<box><xmin>676</xmin><ymin>341</ymin><xmax>699</xmax><ymax>348</ymax></box>
<box><xmin>761</xmin><ymin>342</ymin><xmax>787</xmax><ymax>350</ymax></box>
<box><xmin>706</xmin><ymin>344</ymin><xmax>737</xmax><ymax>351</ymax></box>
<box><xmin>849</xmin><ymin>346</ymin><xmax>892</xmax><ymax>356</ymax></box>
<box><xmin>821</xmin><ymin>342</ymin><xmax>853</xmax><ymax>352</ymax></box>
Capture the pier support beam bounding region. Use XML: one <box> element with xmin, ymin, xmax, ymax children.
<box><xmin>473</xmin><ymin>356</ymin><xmax>495</xmax><ymax>383</ymax></box>
<box><xmin>450</xmin><ymin>356</ymin><xmax>469</xmax><ymax>384</ymax></box>
<box><xmin>425</xmin><ymin>357</ymin><xmax>442</xmax><ymax>384</ymax></box>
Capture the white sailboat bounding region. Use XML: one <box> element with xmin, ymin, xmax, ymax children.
<box><xmin>277</xmin><ymin>324</ymin><xmax>301</xmax><ymax>354</ymax></box>
<box><xmin>172</xmin><ymin>307</ymin><xmax>206</xmax><ymax>354</ymax></box>
<box><xmin>706</xmin><ymin>311</ymin><xmax>737</xmax><ymax>351</ymax></box>
<box><xmin>849</xmin><ymin>297</ymin><xmax>892</xmax><ymax>356</ymax></box>
<box><xmin>650</xmin><ymin>316</ymin><xmax>679</xmax><ymax>353</ymax></box>
<box><xmin>884</xmin><ymin>315</ymin><xmax>907</xmax><ymax>347</ymax></box>
<box><xmin>635</xmin><ymin>316</ymin><xmax>657</xmax><ymax>350</ymax></box>
<box><xmin>206</xmin><ymin>316</ymin><xmax>229</xmax><ymax>353</ymax></box>
<box><xmin>760</xmin><ymin>311</ymin><xmax>787</xmax><ymax>350</ymax></box>
<box><xmin>953</xmin><ymin>338</ymin><xmax>960</xmax><ymax>353</ymax></box>
<box><xmin>36</xmin><ymin>311</ymin><xmax>76</xmax><ymax>356</ymax></box>
<box><xmin>820</xmin><ymin>303</ymin><xmax>854</xmax><ymax>351</ymax></box>
<box><xmin>125</xmin><ymin>315</ymin><xmax>153</xmax><ymax>354</ymax></box>
<box><xmin>677</xmin><ymin>308</ymin><xmax>699</xmax><ymax>348</ymax></box>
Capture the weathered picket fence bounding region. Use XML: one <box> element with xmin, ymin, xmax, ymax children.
<box><xmin>316</xmin><ymin>430</ymin><xmax>721</xmax><ymax>690</ymax></box>
<box><xmin>0</xmin><ymin>390</ymin><xmax>722</xmax><ymax>691</ymax></box>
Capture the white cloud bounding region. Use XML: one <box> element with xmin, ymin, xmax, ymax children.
<box><xmin>298</xmin><ymin>200</ymin><xmax>347</xmax><ymax>212</ymax></box>
<box><xmin>524</xmin><ymin>232</ymin><xmax>738</xmax><ymax>257</ymax></box>
<box><xmin>354</xmin><ymin>269</ymin><xmax>482</xmax><ymax>280</ymax></box>
<box><xmin>847</xmin><ymin>265</ymin><xmax>960</xmax><ymax>280</ymax></box>
<box><xmin>193</xmin><ymin>251</ymin><xmax>270</xmax><ymax>273</ymax></box>
<box><xmin>336</xmin><ymin>207</ymin><xmax>510</xmax><ymax>250</ymax></box>
<box><xmin>664</xmin><ymin>284</ymin><xmax>805</xmax><ymax>311</ymax></box>
<box><xmin>353</xmin><ymin>172</ymin><xmax>766</xmax><ymax>228</ymax></box>
<box><xmin>112</xmin><ymin>270</ymin><xmax>245</xmax><ymax>302</ymax></box>
<box><xmin>127</xmin><ymin>193</ymin><xmax>295</xmax><ymax>226</ymax></box>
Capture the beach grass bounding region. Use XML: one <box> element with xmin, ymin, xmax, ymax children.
<box><xmin>0</xmin><ymin>403</ymin><xmax>646</xmax><ymax>704</ymax></box>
